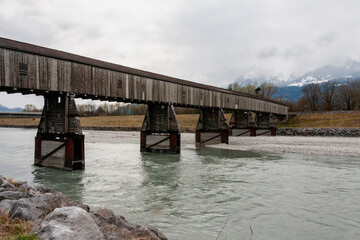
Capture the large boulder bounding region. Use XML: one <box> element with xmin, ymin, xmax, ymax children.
<box><xmin>0</xmin><ymin>192</ymin><xmax>76</xmax><ymax>221</ymax></box>
<box><xmin>34</xmin><ymin>206</ymin><xmax>104</xmax><ymax>240</ymax></box>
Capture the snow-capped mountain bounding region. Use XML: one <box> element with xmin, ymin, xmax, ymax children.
<box><xmin>288</xmin><ymin>60</ymin><xmax>360</xmax><ymax>87</ymax></box>
<box><xmin>233</xmin><ymin>60</ymin><xmax>360</xmax><ymax>88</ymax></box>
<box><xmin>234</xmin><ymin>74</ymin><xmax>295</xmax><ymax>87</ymax></box>
<box><xmin>230</xmin><ymin>60</ymin><xmax>360</xmax><ymax>101</ymax></box>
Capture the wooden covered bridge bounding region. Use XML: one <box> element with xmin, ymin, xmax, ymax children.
<box><xmin>0</xmin><ymin>37</ymin><xmax>288</xmax><ymax>170</ymax></box>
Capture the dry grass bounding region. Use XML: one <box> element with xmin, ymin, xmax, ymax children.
<box><xmin>6</xmin><ymin>177</ymin><xmax>21</xmax><ymax>187</ymax></box>
<box><xmin>0</xmin><ymin>211</ymin><xmax>37</xmax><ymax>240</ymax></box>
<box><xmin>283</xmin><ymin>112</ymin><xmax>360</xmax><ymax>128</ymax></box>
<box><xmin>3</xmin><ymin>112</ymin><xmax>358</xmax><ymax>129</ymax></box>
<box><xmin>0</xmin><ymin>114</ymin><xmax>232</xmax><ymax>131</ymax></box>
<box><xmin>0</xmin><ymin>118</ymin><xmax>39</xmax><ymax>126</ymax></box>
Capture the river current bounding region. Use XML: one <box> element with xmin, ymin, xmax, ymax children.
<box><xmin>0</xmin><ymin>128</ymin><xmax>359</xmax><ymax>239</ymax></box>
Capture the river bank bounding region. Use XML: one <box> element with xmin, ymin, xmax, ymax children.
<box><xmin>0</xmin><ymin>175</ymin><xmax>167</xmax><ymax>240</ymax></box>
<box><xmin>83</xmin><ymin>130</ymin><xmax>360</xmax><ymax>157</ymax></box>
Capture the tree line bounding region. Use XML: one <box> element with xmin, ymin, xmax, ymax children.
<box><xmin>289</xmin><ymin>79</ymin><xmax>360</xmax><ymax>112</ymax></box>
<box><xmin>228</xmin><ymin>79</ymin><xmax>360</xmax><ymax>112</ymax></box>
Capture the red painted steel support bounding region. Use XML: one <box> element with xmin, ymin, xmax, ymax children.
<box><xmin>221</xmin><ymin>130</ymin><xmax>229</xmax><ymax>144</ymax></box>
<box><xmin>170</xmin><ymin>132</ymin><xmax>181</xmax><ymax>153</ymax></box>
<box><xmin>64</xmin><ymin>138</ymin><xmax>74</xmax><ymax>170</ymax></box>
<box><xmin>250</xmin><ymin>128</ymin><xmax>256</xmax><ymax>137</ymax></box>
<box><xmin>271</xmin><ymin>127</ymin><xmax>277</xmax><ymax>136</ymax></box>
<box><xmin>140</xmin><ymin>132</ymin><xmax>147</xmax><ymax>152</ymax></box>
<box><xmin>34</xmin><ymin>136</ymin><xmax>42</xmax><ymax>161</ymax></box>
<box><xmin>195</xmin><ymin>130</ymin><xmax>201</xmax><ymax>144</ymax></box>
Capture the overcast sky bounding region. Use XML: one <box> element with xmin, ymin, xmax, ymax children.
<box><xmin>1</xmin><ymin>0</ymin><xmax>360</xmax><ymax>108</ymax></box>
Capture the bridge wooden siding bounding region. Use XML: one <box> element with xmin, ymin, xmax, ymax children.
<box><xmin>0</xmin><ymin>38</ymin><xmax>288</xmax><ymax>116</ymax></box>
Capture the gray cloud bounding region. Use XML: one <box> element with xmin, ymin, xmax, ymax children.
<box><xmin>1</xmin><ymin>0</ymin><xmax>360</xmax><ymax>107</ymax></box>
<box><xmin>316</xmin><ymin>32</ymin><xmax>338</xmax><ymax>46</ymax></box>
<box><xmin>257</xmin><ymin>47</ymin><xmax>279</xmax><ymax>59</ymax></box>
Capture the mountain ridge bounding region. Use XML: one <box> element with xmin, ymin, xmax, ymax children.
<box><xmin>0</xmin><ymin>104</ymin><xmax>23</xmax><ymax>112</ymax></box>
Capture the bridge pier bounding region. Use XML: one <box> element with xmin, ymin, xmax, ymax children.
<box><xmin>196</xmin><ymin>108</ymin><xmax>229</xmax><ymax>145</ymax></box>
<box><xmin>255</xmin><ymin>112</ymin><xmax>276</xmax><ymax>136</ymax></box>
<box><xmin>229</xmin><ymin>110</ymin><xmax>257</xmax><ymax>137</ymax></box>
<box><xmin>140</xmin><ymin>103</ymin><xmax>180</xmax><ymax>153</ymax></box>
<box><xmin>34</xmin><ymin>94</ymin><xmax>84</xmax><ymax>170</ymax></box>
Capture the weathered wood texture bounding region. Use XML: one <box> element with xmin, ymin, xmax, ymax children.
<box><xmin>0</xmin><ymin>38</ymin><xmax>288</xmax><ymax>115</ymax></box>
<box><xmin>141</xmin><ymin>104</ymin><xmax>180</xmax><ymax>133</ymax></box>
<box><xmin>38</xmin><ymin>94</ymin><xmax>82</xmax><ymax>134</ymax></box>
<box><xmin>196</xmin><ymin>108</ymin><xmax>228</xmax><ymax>131</ymax></box>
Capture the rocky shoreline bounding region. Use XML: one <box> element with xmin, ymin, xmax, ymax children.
<box><xmin>0</xmin><ymin>175</ymin><xmax>167</xmax><ymax>240</ymax></box>
<box><xmin>2</xmin><ymin>125</ymin><xmax>360</xmax><ymax>137</ymax></box>
<box><xmin>277</xmin><ymin>127</ymin><xmax>360</xmax><ymax>137</ymax></box>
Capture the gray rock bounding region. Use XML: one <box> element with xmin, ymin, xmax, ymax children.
<box><xmin>0</xmin><ymin>191</ymin><xmax>26</xmax><ymax>200</ymax></box>
<box><xmin>0</xmin><ymin>199</ymin><xmax>14</xmax><ymax>213</ymax></box>
<box><xmin>96</xmin><ymin>208</ymin><xmax>116</xmax><ymax>225</ymax></box>
<box><xmin>76</xmin><ymin>203</ymin><xmax>90</xmax><ymax>212</ymax></box>
<box><xmin>146</xmin><ymin>224</ymin><xmax>168</xmax><ymax>240</ymax></box>
<box><xmin>1</xmin><ymin>179</ymin><xmax>15</xmax><ymax>189</ymax></box>
<box><xmin>3</xmin><ymin>192</ymin><xmax>75</xmax><ymax>221</ymax></box>
<box><xmin>34</xmin><ymin>206</ymin><xmax>104</xmax><ymax>240</ymax></box>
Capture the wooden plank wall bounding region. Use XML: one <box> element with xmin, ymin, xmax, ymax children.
<box><xmin>0</xmin><ymin>48</ymin><xmax>288</xmax><ymax>115</ymax></box>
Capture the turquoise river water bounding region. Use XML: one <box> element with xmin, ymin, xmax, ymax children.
<box><xmin>0</xmin><ymin>128</ymin><xmax>359</xmax><ymax>240</ymax></box>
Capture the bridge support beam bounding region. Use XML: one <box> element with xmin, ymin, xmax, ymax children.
<box><xmin>229</xmin><ymin>110</ymin><xmax>257</xmax><ymax>137</ymax></box>
<box><xmin>196</xmin><ymin>108</ymin><xmax>229</xmax><ymax>145</ymax></box>
<box><xmin>34</xmin><ymin>94</ymin><xmax>84</xmax><ymax>170</ymax></box>
<box><xmin>141</xmin><ymin>103</ymin><xmax>180</xmax><ymax>153</ymax></box>
<box><xmin>255</xmin><ymin>112</ymin><xmax>276</xmax><ymax>136</ymax></box>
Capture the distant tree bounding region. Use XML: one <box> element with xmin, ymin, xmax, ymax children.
<box><xmin>302</xmin><ymin>84</ymin><xmax>321</xmax><ymax>111</ymax></box>
<box><xmin>23</xmin><ymin>104</ymin><xmax>40</xmax><ymax>112</ymax></box>
<box><xmin>228</xmin><ymin>83</ymin><xmax>258</xmax><ymax>95</ymax></box>
<box><xmin>227</xmin><ymin>82</ymin><xmax>242</xmax><ymax>91</ymax></box>
<box><xmin>321</xmin><ymin>80</ymin><xmax>337</xmax><ymax>111</ymax></box>
<box><xmin>259</xmin><ymin>82</ymin><xmax>278</xmax><ymax>98</ymax></box>
<box><xmin>96</xmin><ymin>105</ymin><xmax>106</xmax><ymax>116</ymax></box>
<box><xmin>339</xmin><ymin>79</ymin><xmax>358</xmax><ymax>110</ymax></box>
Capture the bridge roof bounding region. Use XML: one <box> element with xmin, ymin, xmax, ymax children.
<box><xmin>0</xmin><ymin>37</ymin><xmax>287</xmax><ymax>107</ymax></box>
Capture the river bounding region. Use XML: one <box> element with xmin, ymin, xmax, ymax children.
<box><xmin>0</xmin><ymin>128</ymin><xmax>359</xmax><ymax>240</ymax></box>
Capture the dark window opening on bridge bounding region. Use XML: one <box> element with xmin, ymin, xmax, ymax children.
<box><xmin>118</xmin><ymin>80</ymin><xmax>123</xmax><ymax>89</ymax></box>
<box><xmin>19</xmin><ymin>63</ymin><xmax>28</xmax><ymax>76</ymax></box>
<box><xmin>227</xmin><ymin>98</ymin><xmax>229</xmax><ymax>103</ymax></box>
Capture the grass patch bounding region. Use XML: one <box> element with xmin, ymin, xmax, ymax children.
<box><xmin>282</xmin><ymin>112</ymin><xmax>360</xmax><ymax>128</ymax></box>
<box><xmin>0</xmin><ymin>114</ymin><xmax>232</xmax><ymax>131</ymax></box>
<box><xmin>2</xmin><ymin>112</ymin><xmax>358</xmax><ymax>129</ymax></box>
<box><xmin>0</xmin><ymin>211</ymin><xmax>38</xmax><ymax>240</ymax></box>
